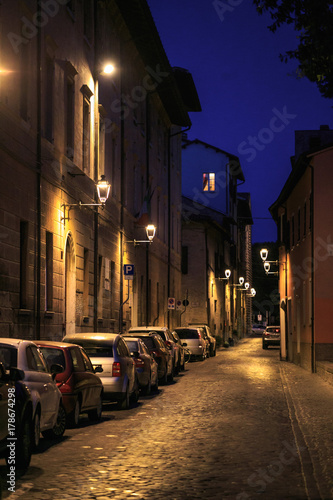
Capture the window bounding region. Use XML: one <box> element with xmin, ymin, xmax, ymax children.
<box><xmin>181</xmin><ymin>246</ymin><xmax>188</xmax><ymax>274</ymax></box>
<box><xmin>82</xmin><ymin>97</ymin><xmax>90</xmax><ymax>173</ymax></box>
<box><xmin>303</xmin><ymin>202</ymin><xmax>307</xmax><ymax>237</ymax></box>
<box><xmin>70</xmin><ymin>347</ymin><xmax>85</xmax><ymax>372</ymax></box>
<box><xmin>45</xmin><ymin>231</ymin><xmax>53</xmax><ymax>311</ymax></box>
<box><xmin>203</xmin><ymin>173</ymin><xmax>215</xmax><ymax>192</ymax></box>
<box><xmin>83</xmin><ymin>248</ymin><xmax>89</xmax><ymax>317</ymax></box>
<box><xmin>20</xmin><ymin>221</ymin><xmax>29</xmax><ymax>309</ymax></box>
<box><xmin>291</xmin><ymin>215</ymin><xmax>295</xmax><ymax>247</ymax></box>
<box><xmin>309</xmin><ymin>192</ymin><xmax>313</xmax><ymax>231</ymax></box>
<box><xmin>66</xmin><ymin>77</ymin><xmax>75</xmax><ymax>158</ymax></box>
<box><xmin>297</xmin><ymin>208</ymin><xmax>301</xmax><ymax>242</ymax></box>
<box><xmin>110</xmin><ymin>260</ymin><xmax>115</xmax><ymax>318</ymax></box>
<box><xmin>44</xmin><ymin>58</ymin><xmax>54</xmax><ymax>141</ymax></box>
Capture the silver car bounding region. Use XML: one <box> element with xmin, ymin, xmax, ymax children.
<box><xmin>62</xmin><ymin>333</ymin><xmax>139</xmax><ymax>410</ymax></box>
<box><xmin>173</xmin><ymin>327</ymin><xmax>208</xmax><ymax>361</ymax></box>
<box><xmin>0</xmin><ymin>339</ymin><xmax>66</xmax><ymax>449</ymax></box>
<box><xmin>189</xmin><ymin>324</ymin><xmax>217</xmax><ymax>356</ymax></box>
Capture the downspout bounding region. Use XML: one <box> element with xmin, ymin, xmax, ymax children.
<box><xmin>310</xmin><ymin>164</ymin><xmax>315</xmax><ymax>372</ymax></box>
<box><xmin>36</xmin><ymin>0</ymin><xmax>42</xmax><ymax>340</ymax></box>
<box><xmin>205</xmin><ymin>226</ymin><xmax>210</xmax><ymax>327</ymax></box>
<box><xmin>168</xmin><ymin>125</ymin><xmax>191</xmax><ymax>329</ymax></box>
<box><xmin>145</xmin><ymin>95</ymin><xmax>150</xmax><ymax>325</ymax></box>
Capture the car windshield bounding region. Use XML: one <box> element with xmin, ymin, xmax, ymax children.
<box><xmin>0</xmin><ymin>345</ymin><xmax>17</xmax><ymax>370</ymax></box>
<box><xmin>38</xmin><ymin>347</ymin><xmax>66</xmax><ymax>370</ymax></box>
<box><xmin>139</xmin><ymin>337</ymin><xmax>155</xmax><ymax>351</ymax></box>
<box><xmin>67</xmin><ymin>339</ymin><xmax>114</xmax><ymax>357</ymax></box>
<box><xmin>125</xmin><ymin>340</ymin><xmax>138</xmax><ymax>353</ymax></box>
<box><xmin>175</xmin><ymin>329</ymin><xmax>199</xmax><ymax>339</ymax></box>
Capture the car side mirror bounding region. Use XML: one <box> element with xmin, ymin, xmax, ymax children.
<box><xmin>9</xmin><ymin>367</ymin><xmax>25</xmax><ymax>382</ymax></box>
<box><xmin>94</xmin><ymin>366</ymin><xmax>103</xmax><ymax>373</ymax></box>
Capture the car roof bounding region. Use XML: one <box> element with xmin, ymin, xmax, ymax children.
<box><xmin>35</xmin><ymin>340</ymin><xmax>80</xmax><ymax>349</ymax></box>
<box><xmin>129</xmin><ymin>326</ymin><xmax>168</xmax><ymax>332</ymax></box>
<box><xmin>62</xmin><ymin>333</ymin><xmax>119</xmax><ymax>341</ymax></box>
<box><xmin>0</xmin><ymin>338</ymin><xmax>36</xmax><ymax>348</ymax></box>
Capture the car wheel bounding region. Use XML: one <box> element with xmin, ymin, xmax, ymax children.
<box><xmin>88</xmin><ymin>395</ymin><xmax>102</xmax><ymax>422</ymax></box>
<box><xmin>32</xmin><ymin>410</ymin><xmax>41</xmax><ymax>449</ymax></box>
<box><xmin>42</xmin><ymin>403</ymin><xmax>66</xmax><ymax>439</ymax></box>
<box><xmin>14</xmin><ymin>412</ymin><xmax>32</xmax><ymax>470</ymax></box>
<box><xmin>119</xmin><ymin>385</ymin><xmax>130</xmax><ymax>410</ymax></box>
<box><xmin>152</xmin><ymin>375</ymin><xmax>159</xmax><ymax>392</ymax></box>
<box><xmin>130</xmin><ymin>376</ymin><xmax>140</xmax><ymax>404</ymax></box>
<box><xmin>168</xmin><ymin>364</ymin><xmax>174</xmax><ymax>382</ymax></box>
<box><xmin>142</xmin><ymin>375</ymin><xmax>151</xmax><ymax>396</ymax></box>
<box><xmin>68</xmin><ymin>398</ymin><xmax>81</xmax><ymax>427</ymax></box>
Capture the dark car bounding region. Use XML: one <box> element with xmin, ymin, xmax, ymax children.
<box><xmin>171</xmin><ymin>331</ymin><xmax>187</xmax><ymax>371</ymax></box>
<box><xmin>262</xmin><ymin>326</ymin><xmax>281</xmax><ymax>349</ymax></box>
<box><xmin>123</xmin><ymin>337</ymin><xmax>159</xmax><ymax>395</ymax></box>
<box><xmin>128</xmin><ymin>327</ymin><xmax>180</xmax><ymax>375</ymax></box>
<box><xmin>36</xmin><ymin>341</ymin><xmax>103</xmax><ymax>426</ymax></box>
<box><xmin>125</xmin><ymin>332</ymin><xmax>173</xmax><ymax>385</ymax></box>
<box><xmin>0</xmin><ymin>359</ymin><xmax>33</xmax><ymax>471</ymax></box>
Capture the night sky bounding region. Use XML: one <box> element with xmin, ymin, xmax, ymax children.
<box><xmin>147</xmin><ymin>0</ymin><xmax>333</xmax><ymax>242</ymax></box>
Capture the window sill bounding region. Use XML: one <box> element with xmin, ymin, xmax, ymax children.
<box><xmin>44</xmin><ymin>311</ymin><xmax>54</xmax><ymax>319</ymax></box>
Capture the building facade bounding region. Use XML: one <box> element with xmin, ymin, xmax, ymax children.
<box><xmin>270</xmin><ymin>128</ymin><xmax>333</xmax><ymax>371</ymax></box>
<box><xmin>0</xmin><ymin>0</ymin><xmax>200</xmax><ymax>340</ymax></box>
<box><xmin>180</xmin><ymin>139</ymin><xmax>253</xmax><ymax>340</ymax></box>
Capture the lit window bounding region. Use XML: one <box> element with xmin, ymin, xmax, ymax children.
<box><xmin>203</xmin><ymin>173</ymin><xmax>215</xmax><ymax>192</ymax></box>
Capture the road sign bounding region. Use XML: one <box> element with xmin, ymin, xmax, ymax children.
<box><xmin>168</xmin><ymin>297</ymin><xmax>175</xmax><ymax>310</ymax></box>
<box><xmin>176</xmin><ymin>300</ymin><xmax>182</xmax><ymax>310</ymax></box>
<box><xmin>124</xmin><ymin>264</ymin><xmax>134</xmax><ymax>280</ymax></box>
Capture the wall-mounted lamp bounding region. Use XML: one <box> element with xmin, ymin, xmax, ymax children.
<box><xmin>260</xmin><ymin>248</ymin><xmax>278</xmax><ymax>265</ymax></box>
<box><xmin>126</xmin><ymin>224</ymin><xmax>156</xmax><ymax>246</ymax></box>
<box><xmin>264</xmin><ymin>261</ymin><xmax>278</xmax><ymax>276</ymax></box>
<box><xmin>61</xmin><ymin>175</ymin><xmax>111</xmax><ymax>223</ymax></box>
<box><xmin>216</xmin><ymin>269</ymin><xmax>231</xmax><ymax>281</ymax></box>
<box><xmin>228</xmin><ymin>276</ymin><xmax>245</xmax><ymax>287</ymax></box>
<box><xmin>250</xmin><ymin>288</ymin><xmax>256</xmax><ymax>297</ymax></box>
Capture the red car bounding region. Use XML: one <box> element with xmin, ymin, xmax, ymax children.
<box><xmin>36</xmin><ymin>341</ymin><xmax>103</xmax><ymax>427</ymax></box>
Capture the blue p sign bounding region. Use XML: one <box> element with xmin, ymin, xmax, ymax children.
<box><xmin>124</xmin><ymin>264</ymin><xmax>134</xmax><ymax>280</ymax></box>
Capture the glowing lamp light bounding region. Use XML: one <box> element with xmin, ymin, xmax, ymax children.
<box><xmin>225</xmin><ymin>269</ymin><xmax>231</xmax><ymax>279</ymax></box>
<box><xmin>146</xmin><ymin>224</ymin><xmax>156</xmax><ymax>242</ymax></box>
<box><xmin>239</xmin><ymin>277</ymin><xmax>244</xmax><ymax>286</ymax></box>
<box><xmin>251</xmin><ymin>288</ymin><xmax>256</xmax><ymax>296</ymax></box>
<box><xmin>103</xmin><ymin>64</ymin><xmax>115</xmax><ymax>74</ymax></box>
<box><xmin>244</xmin><ymin>282</ymin><xmax>250</xmax><ymax>290</ymax></box>
<box><xmin>260</xmin><ymin>248</ymin><xmax>268</xmax><ymax>262</ymax></box>
<box><xmin>264</xmin><ymin>262</ymin><xmax>271</xmax><ymax>273</ymax></box>
<box><xmin>96</xmin><ymin>175</ymin><xmax>111</xmax><ymax>204</ymax></box>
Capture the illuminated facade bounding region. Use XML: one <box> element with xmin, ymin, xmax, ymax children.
<box><xmin>0</xmin><ymin>1</ymin><xmax>200</xmax><ymax>339</ymax></box>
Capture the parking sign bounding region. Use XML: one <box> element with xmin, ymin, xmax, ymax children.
<box><xmin>124</xmin><ymin>264</ymin><xmax>134</xmax><ymax>280</ymax></box>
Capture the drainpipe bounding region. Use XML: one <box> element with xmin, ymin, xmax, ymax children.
<box><xmin>205</xmin><ymin>227</ymin><xmax>210</xmax><ymax>327</ymax></box>
<box><xmin>145</xmin><ymin>95</ymin><xmax>150</xmax><ymax>325</ymax></box>
<box><xmin>310</xmin><ymin>164</ymin><xmax>315</xmax><ymax>372</ymax></box>
<box><xmin>36</xmin><ymin>0</ymin><xmax>42</xmax><ymax>340</ymax></box>
<box><xmin>168</xmin><ymin>125</ymin><xmax>191</xmax><ymax>329</ymax></box>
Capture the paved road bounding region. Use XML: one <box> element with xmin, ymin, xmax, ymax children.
<box><xmin>1</xmin><ymin>338</ymin><xmax>333</xmax><ymax>500</ymax></box>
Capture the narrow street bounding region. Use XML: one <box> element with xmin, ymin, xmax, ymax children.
<box><xmin>2</xmin><ymin>338</ymin><xmax>333</xmax><ymax>500</ymax></box>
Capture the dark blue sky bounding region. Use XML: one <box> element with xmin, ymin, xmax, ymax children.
<box><xmin>147</xmin><ymin>0</ymin><xmax>333</xmax><ymax>242</ymax></box>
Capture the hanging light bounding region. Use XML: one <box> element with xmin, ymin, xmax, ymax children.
<box><xmin>260</xmin><ymin>248</ymin><xmax>268</xmax><ymax>261</ymax></box>
<box><xmin>96</xmin><ymin>175</ymin><xmax>111</xmax><ymax>204</ymax></box>
<box><xmin>264</xmin><ymin>262</ymin><xmax>270</xmax><ymax>273</ymax></box>
<box><xmin>146</xmin><ymin>224</ymin><xmax>156</xmax><ymax>242</ymax></box>
<box><xmin>239</xmin><ymin>277</ymin><xmax>244</xmax><ymax>286</ymax></box>
<box><xmin>225</xmin><ymin>269</ymin><xmax>231</xmax><ymax>279</ymax></box>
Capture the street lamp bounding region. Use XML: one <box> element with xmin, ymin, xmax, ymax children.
<box><xmin>61</xmin><ymin>175</ymin><xmax>111</xmax><ymax>223</ymax></box>
<box><xmin>216</xmin><ymin>269</ymin><xmax>231</xmax><ymax>281</ymax></box>
<box><xmin>126</xmin><ymin>224</ymin><xmax>157</xmax><ymax>246</ymax></box>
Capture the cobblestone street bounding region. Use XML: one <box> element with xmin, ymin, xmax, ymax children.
<box><xmin>1</xmin><ymin>338</ymin><xmax>333</xmax><ymax>500</ymax></box>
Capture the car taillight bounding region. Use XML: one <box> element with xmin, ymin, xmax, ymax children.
<box><xmin>112</xmin><ymin>362</ymin><xmax>121</xmax><ymax>377</ymax></box>
<box><xmin>134</xmin><ymin>357</ymin><xmax>145</xmax><ymax>368</ymax></box>
<box><xmin>198</xmin><ymin>332</ymin><xmax>201</xmax><ymax>338</ymax></box>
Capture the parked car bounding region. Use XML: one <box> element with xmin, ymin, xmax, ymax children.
<box><xmin>262</xmin><ymin>326</ymin><xmax>281</xmax><ymax>349</ymax></box>
<box><xmin>0</xmin><ymin>358</ymin><xmax>33</xmax><ymax>470</ymax></box>
<box><xmin>62</xmin><ymin>333</ymin><xmax>139</xmax><ymax>410</ymax></box>
<box><xmin>189</xmin><ymin>324</ymin><xmax>217</xmax><ymax>356</ymax></box>
<box><xmin>128</xmin><ymin>326</ymin><xmax>180</xmax><ymax>374</ymax></box>
<box><xmin>123</xmin><ymin>337</ymin><xmax>159</xmax><ymax>395</ymax></box>
<box><xmin>252</xmin><ymin>324</ymin><xmax>266</xmax><ymax>336</ymax></box>
<box><xmin>125</xmin><ymin>331</ymin><xmax>173</xmax><ymax>384</ymax></box>
<box><xmin>36</xmin><ymin>341</ymin><xmax>103</xmax><ymax>427</ymax></box>
<box><xmin>171</xmin><ymin>331</ymin><xmax>187</xmax><ymax>370</ymax></box>
<box><xmin>0</xmin><ymin>339</ymin><xmax>66</xmax><ymax>449</ymax></box>
<box><xmin>173</xmin><ymin>327</ymin><xmax>208</xmax><ymax>361</ymax></box>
